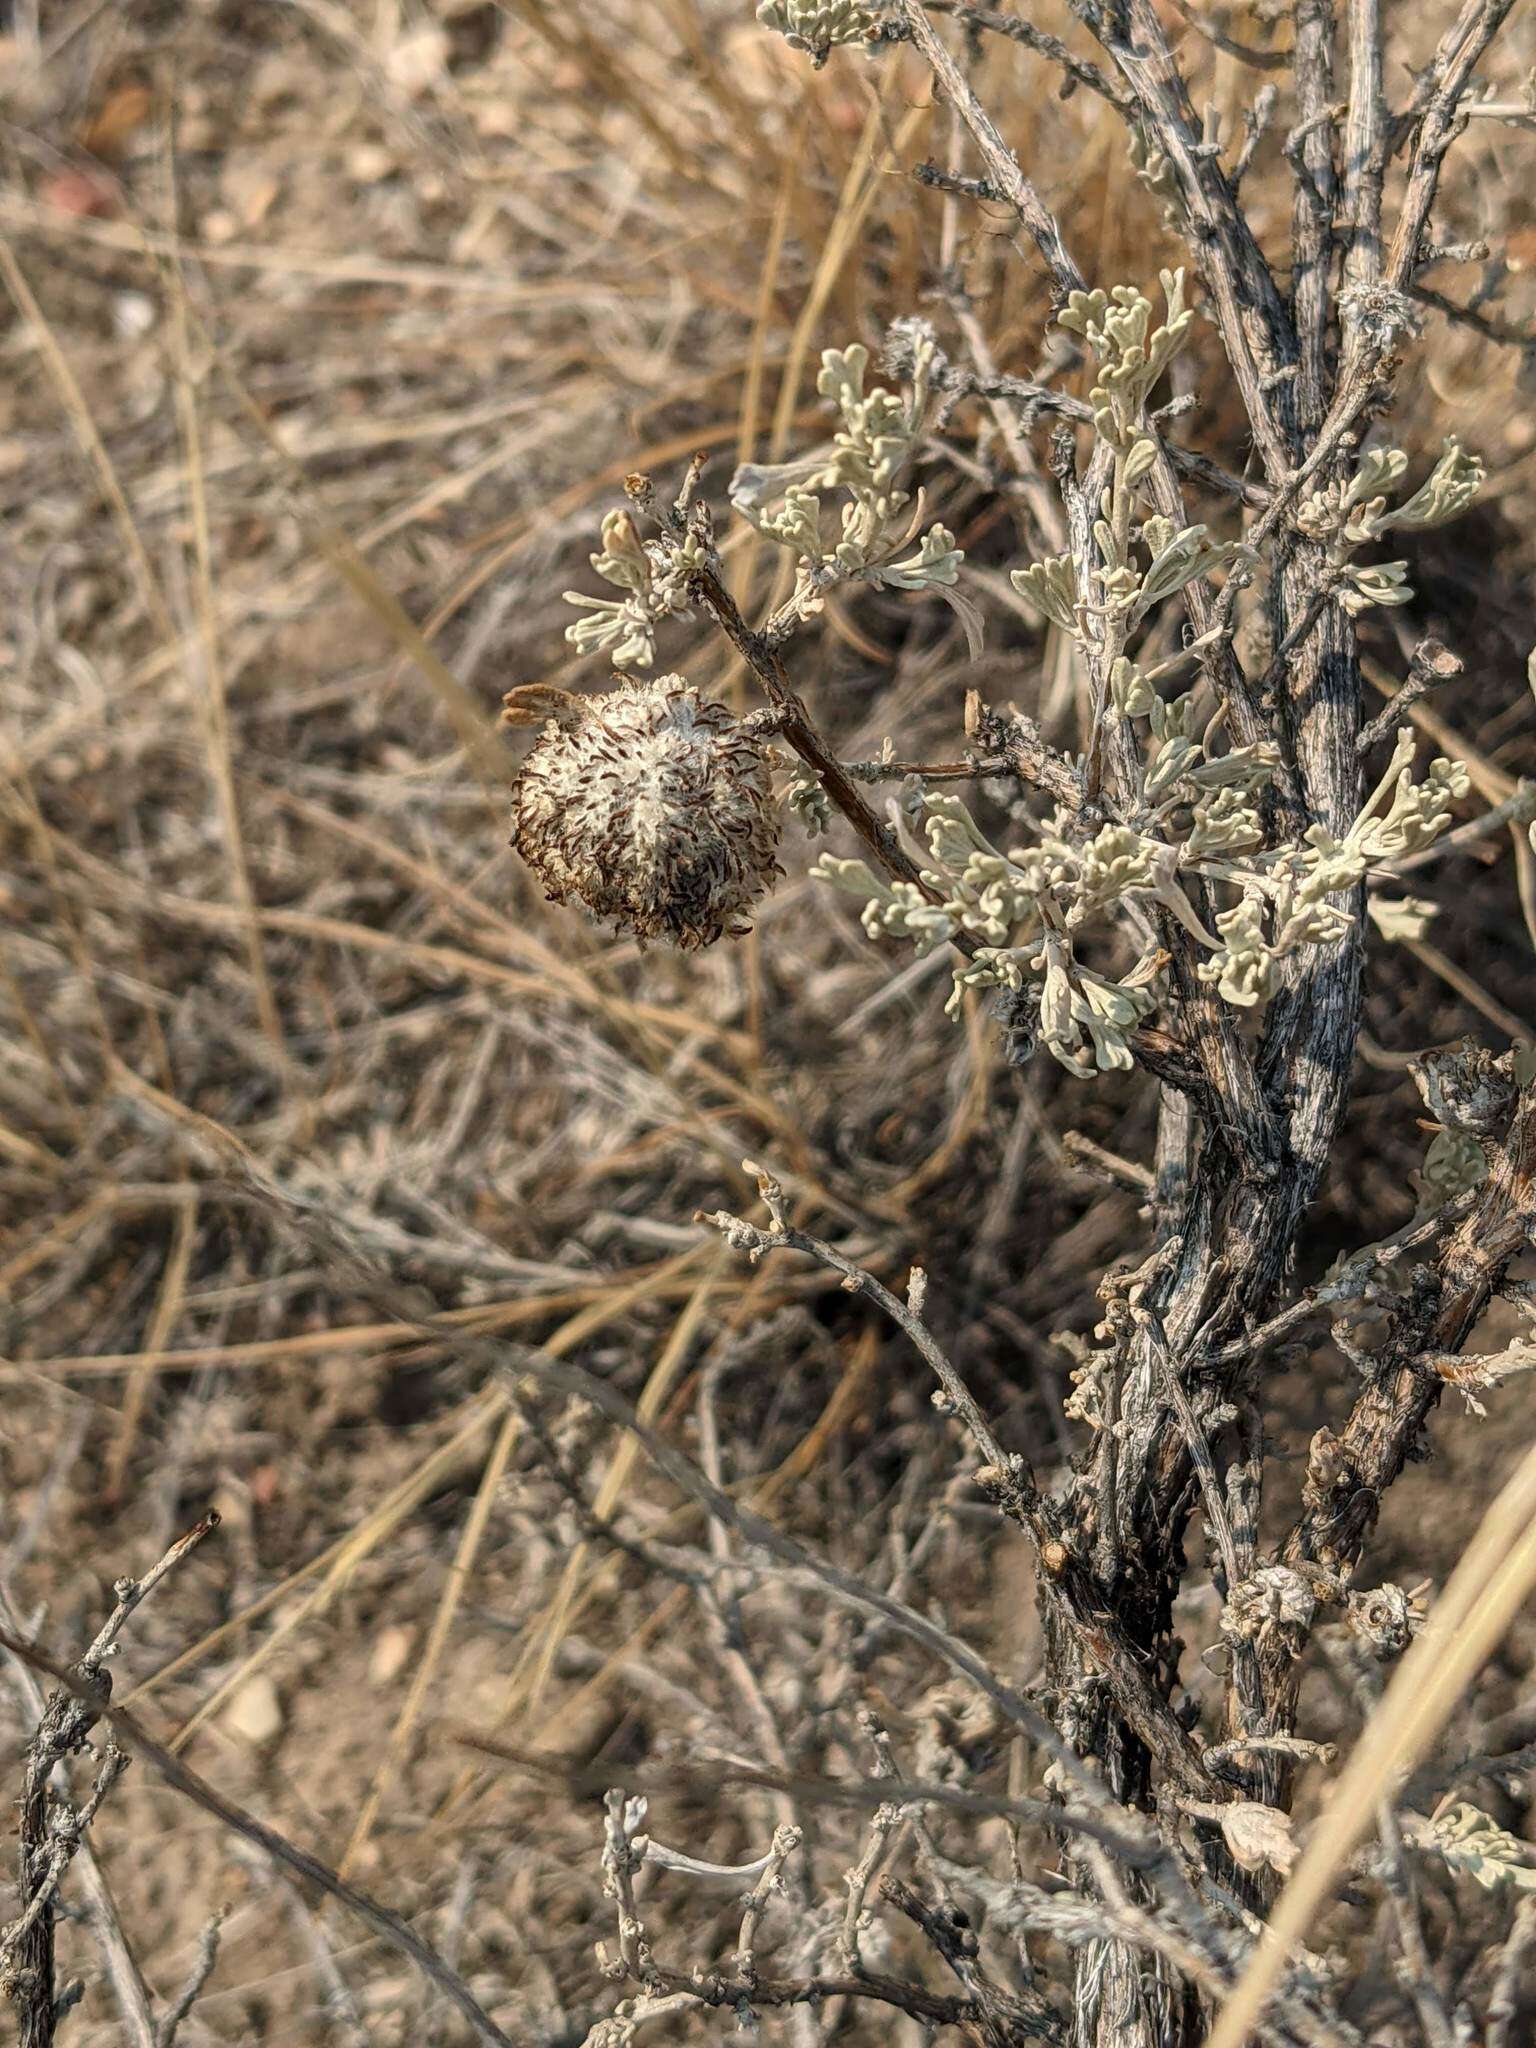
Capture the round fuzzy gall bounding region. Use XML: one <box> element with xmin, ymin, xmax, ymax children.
<box><xmin>509</xmin><ymin>676</ymin><xmax>783</xmax><ymax>948</ymax></box>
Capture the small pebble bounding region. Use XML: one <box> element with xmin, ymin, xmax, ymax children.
<box><xmin>222</xmin><ymin>1675</ymin><xmax>283</xmax><ymax>1748</ymax></box>
<box><xmin>369</xmin><ymin>1624</ymin><xmax>415</xmax><ymax>1686</ymax></box>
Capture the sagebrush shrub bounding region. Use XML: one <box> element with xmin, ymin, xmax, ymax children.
<box><xmin>506</xmin><ymin>7</ymin><xmax>1536</xmax><ymax>2047</ymax></box>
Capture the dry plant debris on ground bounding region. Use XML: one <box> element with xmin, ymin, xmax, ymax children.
<box><xmin>0</xmin><ymin>4</ymin><xmax>1535</xmax><ymax>2045</ymax></box>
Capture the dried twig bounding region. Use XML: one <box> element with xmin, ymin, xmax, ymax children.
<box><xmin>0</xmin><ymin>1620</ymin><xmax>521</xmax><ymax>2048</ymax></box>
<box><xmin>1</xmin><ymin>1515</ymin><xmax>220</xmax><ymax>2048</ymax></box>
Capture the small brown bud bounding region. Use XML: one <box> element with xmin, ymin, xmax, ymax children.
<box><xmin>510</xmin><ymin>675</ymin><xmax>783</xmax><ymax>949</ymax></box>
<box><xmin>501</xmin><ymin>683</ymin><xmax>585</xmax><ymax>730</ymax></box>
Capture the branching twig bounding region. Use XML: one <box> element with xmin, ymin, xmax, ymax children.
<box><xmin>1</xmin><ymin>1515</ymin><xmax>220</xmax><ymax>2048</ymax></box>
<box><xmin>0</xmin><ymin>1619</ymin><xmax>521</xmax><ymax>2048</ymax></box>
<box><xmin>698</xmin><ymin>1165</ymin><xmax>1226</xmax><ymax>1802</ymax></box>
<box><xmin>155</xmin><ymin>1912</ymin><xmax>225</xmax><ymax>2048</ymax></box>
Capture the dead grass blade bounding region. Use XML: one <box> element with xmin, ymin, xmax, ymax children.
<box><xmin>161</xmin><ymin>186</ymin><xmax>288</xmax><ymax>1063</ymax></box>
<box><xmin>0</xmin><ymin>232</ymin><xmax>172</xmax><ymax>642</ymax></box>
<box><xmin>335</xmin><ymin>1404</ymin><xmax>524</xmax><ymax>1878</ymax></box>
<box><xmin>101</xmin><ymin>1188</ymin><xmax>197</xmax><ymax>1502</ymax></box>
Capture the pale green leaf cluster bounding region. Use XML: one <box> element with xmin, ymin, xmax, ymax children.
<box><xmin>1339</xmin><ymin>560</ymin><xmax>1413</xmax><ymax>616</ymax></box>
<box><xmin>562</xmin><ymin>511</ymin><xmax>708</xmax><ymax>670</ymax></box>
<box><xmin>730</xmin><ymin>328</ymin><xmax>964</xmax><ymax>622</ymax></box>
<box><xmin>814</xmin><ymin>791</ymin><xmax>1167</xmax><ymax>1073</ymax></box>
<box><xmin>1197</xmin><ymin>896</ymin><xmax>1273</xmax><ymax>1008</ymax></box>
<box><xmin>1012</xmin><ymin>278</ymin><xmax>1243</xmax><ymax>674</ymax></box>
<box><xmin>1013</xmin><ymin>554</ymin><xmax>1078</xmax><ymax>633</ymax></box>
<box><xmin>1351</xmin><ymin>737</ymin><xmax>1470</xmax><ymax>860</ymax></box>
<box><xmin>755</xmin><ymin>0</ymin><xmax>874</xmax><ymax>66</ymax></box>
<box><xmin>1184</xmin><ymin>786</ymin><xmax>1265</xmax><ymax>860</ymax></box>
<box><xmin>1011</xmin><ymin>517</ymin><xmax>1241</xmax><ymax>642</ymax></box>
<box><xmin>560</xmin><ymin>330</ymin><xmax>965</xmax><ymax>674</ymax></box>
<box><xmin>1189</xmin><ymin>731</ymin><xmax>1470</xmax><ymax>1004</ymax></box>
<box><xmin>1421</xmin><ymin>1124</ymin><xmax>1488</xmax><ymax>1205</ymax></box>
<box><xmin>1056</xmin><ymin>268</ymin><xmax>1194</xmax><ymax>447</ymax></box>
<box><xmin>1366</xmin><ymin>893</ymin><xmax>1438</xmax><ymax>942</ymax></box>
<box><xmin>756</xmin><ymin>485</ymin><xmax>823</xmax><ymax>558</ymax></box>
<box><xmin>1390</xmin><ymin>437</ymin><xmax>1487</xmax><ymax>529</ymax></box>
<box><xmin>796</xmin><ymin>275</ymin><xmax>1479</xmax><ymax>1081</ymax></box>
<box><xmin>872</xmin><ymin>523</ymin><xmax>963</xmax><ymax>591</ymax></box>
<box><xmin>1037</xmin><ymin>931</ymin><xmax>1158</xmax><ymax>1073</ymax></box>
<box><xmin>1105</xmin><ymin>638</ymin><xmax>1281</xmax><ymax>815</ymax></box>
<box><xmin>812</xmin><ymin>854</ymin><xmax>956</xmax><ymax>956</ymax></box>
<box><xmin>1135</xmin><ymin>514</ymin><xmax>1241</xmax><ymax>619</ymax></box>
<box><xmin>1294</xmin><ymin>445</ymin><xmax>1410</xmax><ymax>547</ymax></box>
<box><xmin>1284</xmin><ymin>731</ymin><xmax>1469</xmax><ymax>930</ymax></box>
<box><xmin>784</xmin><ymin>767</ymin><xmax>833</xmax><ymax>837</ymax></box>
<box><xmin>811</xmin><ymin>715</ymin><xmax>1468</xmax><ymax>1071</ymax></box>
<box><xmin>1295</xmin><ymin>437</ymin><xmax>1485</xmax><ymax>616</ymax></box>
<box><xmin>1413</xmin><ymin>1804</ymin><xmax>1536</xmax><ymax>1893</ymax></box>
<box><xmin>1128</xmin><ymin>125</ymin><xmax>1179</xmax><ymax>219</ymax></box>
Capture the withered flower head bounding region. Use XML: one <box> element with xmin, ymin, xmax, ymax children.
<box><xmin>507</xmin><ymin>675</ymin><xmax>782</xmax><ymax>949</ymax></box>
